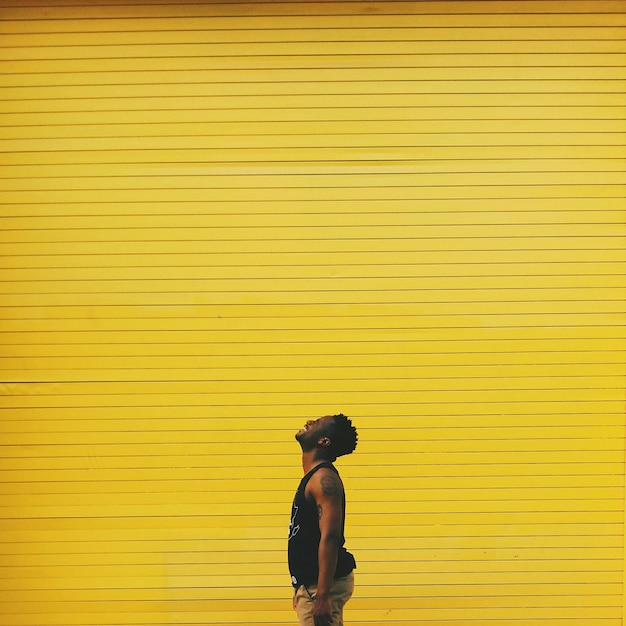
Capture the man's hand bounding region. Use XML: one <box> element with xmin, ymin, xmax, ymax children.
<box><xmin>312</xmin><ymin>593</ymin><xmax>333</xmax><ymax>626</ymax></box>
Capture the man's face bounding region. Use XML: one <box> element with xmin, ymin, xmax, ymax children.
<box><xmin>295</xmin><ymin>415</ymin><xmax>335</xmax><ymax>450</ymax></box>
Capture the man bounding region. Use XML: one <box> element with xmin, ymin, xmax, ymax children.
<box><xmin>288</xmin><ymin>414</ymin><xmax>358</xmax><ymax>626</ymax></box>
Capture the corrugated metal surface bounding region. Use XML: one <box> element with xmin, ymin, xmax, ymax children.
<box><xmin>1</xmin><ymin>1</ymin><xmax>624</xmax><ymax>624</ymax></box>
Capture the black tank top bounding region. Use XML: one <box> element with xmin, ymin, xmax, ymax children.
<box><xmin>288</xmin><ymin>462</ymin><xmax>356</xmax><ymax>587</ymax></box>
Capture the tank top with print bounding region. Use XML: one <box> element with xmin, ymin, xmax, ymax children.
<box><xmin>288</xmin><ymin>462</ymin><xmax>356</xmax><ymax>587</ymax></box>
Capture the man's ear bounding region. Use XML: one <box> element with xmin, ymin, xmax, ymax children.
<box><xmin>318</xmin><ymin>436</ymin><xmax>331</xmax><ymax>447</ymax></box>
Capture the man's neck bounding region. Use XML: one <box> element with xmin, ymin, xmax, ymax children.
<box><xmin>301</xmin><ymin>451</ymin><xmax>331</xmax><ymax>474</ymax></box>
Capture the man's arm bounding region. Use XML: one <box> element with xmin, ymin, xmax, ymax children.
<box><xmin>308</xmin><ymin>469</ymin><xmax>344</xmax><ymax>626</ymax></box>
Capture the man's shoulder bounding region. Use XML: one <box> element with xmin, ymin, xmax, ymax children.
<box><xmin>306</xmin><ymin>465</ymin><xmax>344</xmax><ymax>498</ymax></box>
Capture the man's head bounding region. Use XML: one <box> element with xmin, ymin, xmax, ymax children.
<box><xmin>295</xmin><ymin>414</ymin><xmax>358</xmax><ymax>461</ymax></box>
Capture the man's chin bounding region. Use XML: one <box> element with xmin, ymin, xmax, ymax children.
<box><xmin>295</xmin><ymin>429</ymin><xmax>309</xmax><ymax>443</ymax></box>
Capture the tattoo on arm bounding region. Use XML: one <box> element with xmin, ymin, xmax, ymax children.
<box><xmin>320</xmin><ymin>474</ymin><xmax>340</xmax><ymax>496</ymax></box>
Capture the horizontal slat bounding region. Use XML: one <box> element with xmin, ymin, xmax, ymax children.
<box><xmin>4</xmin><ymin>58</ymin><xmax>626</xmax><ymax>86</ymax></box>
<box><xmin>7</xmin><ymin>281</ymin><xmax>621</xmax><ymax>302</ymax></box>
<box><xmin>4</xmin><ymin>344</ymin><xmax>622</xmax><ymax>369</ymax></box>
<box><xmin>0</xmin><ymin>449</ymin><xmax>622</xmax><ymax>470</ymax></box>
<box><xmin>1</xmin><ymin>295</ymin><xmax>623</xmax><ymax>313</ymax></box>
<box><xmin>0</xmin><ymin>377</ymin><xmax>623</xmax><ymax>397</ymax></box>
<box><xmin>1</xmin><ymin>426</ymin><xmax>622</xmax><ymax>447</ymax></box>
<box><xmin>0</xmin><ymin>391</ymin><xmax>622</xmax><ymax>412</ymax></box>
<box><xmin>2</xmin><ymin>476</ymin><xmax>623</xmax><ymax>502</ymax></box>
<box><xmin>0</xmin><ymin>190</ymin><xmax>618</xmax><ymax>214</ymax></box>
<box><xmin>2</xmin><ymin>479</ymin><xmax>622</xmax><ymax>499</ymax></box>
<box><xmin>1</xmin><ymin>265</ymin><xmax>624</xmax><ymax>288</ymax></box>
<box><xmin>1</xmin><ymin>325</ymin><xmax>624</xmax><ymax>346</ymax></box>
<box><xmin>0</xmin><ymin>593</ymin><xmax>622</xmax><ymax>614</ymax></box>
<box><xmin>6</xmin><ymin>455</ymin><xmax>626</xmax><ymax>481</ymax></box>
<box><xmin>0</xmin><ymin>433</ymin><xmax>620</xmax><ymax>456</ymax></box>
<box><xmin>4</xmin><ymin>64</ymin><xmax>626</xmax><ymax>88</ymax></box>
<box><xmin>1</xmin><ymin>415</ymin><xmax>620</xmax><ymax>444</ymax></box>
<box><xmin>0</xmin><ymin>586</ymin><xmax>621</xmax><ymax>606</ymax></box>
<box><xmin>2</xmin><ymin>522</ymin><xmax>621</xmax><ymax>544</ymax></box>
<box><xmin>1</xmin><ymin>486</ymin><xmax>622</xmax><ymax>509</ymax></box>
<box><xmin>3</xmin><ymin>130</ymin><xmax>625</xmax><ymax>152</ymax></box>
<box><xmin>1</xmin><ymin>412</ymin><xmax>621</xmax><ymax>431</ymax></box>
<box><xmin>2</xmin><ymin>357</ymin><xmax>623</xmax><ymax>377</ymax></box>
<box><xmin>2</xmin><ymin>159</ymin><xmax>625</xmax><ymax>180</ymax></box>
<box><xmin>2</xmin><ymin>10</ymin><xmax>626</xmax><ymax>32</ymax></box>
<box><xmin>3</xmin><ymin>146</ymin><xmax>625</xmax><ymax>167</ymax></box>
<box><xmin>2</xmin><ymin>103</ymin><xmax>625</xmax><ymax>127</ymax></box>
<box><xmin>0</xmin><ymin>557</ymin><xmax>623</xmax><ymax>578</ymax></box>
<box><xmin>0</xmin><ymin>602</ymin><xmax>619</xmax><ymax>626</ymax></box>
<box><xmin>0</xmin><ymin>365</ymin><xmax>621</xmax><ymax>389</ymax></box>
<box><xmin>2</xmin><ymin>52</ymin><xmax>625</xmax><ymax>76</ymax></box>
<box><xmin>2</xmin><ymin>37</ymin><xmax>625</xmax><ymax>60</ymax></box>
<box><xmin>2</xmin><ymin>92</ymin><xmax>624</xmax><ymax>115</ymax></box>
<box><xmin>0</xmin><ymin>609</ymin><xmax>620</xmax><ymax>626</ymax></box>
<box><xmin>1</xmin><ymin>247</ymin><xmax>624</xmax><ymax>267</ymax></box>
<box><xmin>1</xmin><ymin>399</ymin><xmax>621</xmax><ymax>418</ymax></box>
<box><xmin>0</xmin><ymin>571</ymin><xmax>621</xmax><ymax>593</ymax></box>
<box><xmin>20</xmin><ymin>305</ymin><xmax>550</xmax><ymax>324</ymax></box>
<box><xmin>0</xmin><ymin>298</ymin><xmax>623</xmax><ymax>316</ymax></box>
<box><xmin>2</xmin><ymin>222</ymin><xmax>623</xmax><ymax>241</ymax></box>
<box><xmin>3</xmin><ymin>528</ymin><xmax>621</xmax><ymax>548</ymax></box>
<box><xmin>0</xmin><ymin>0</ymin><xmax>622</xmax><ymax>18</ymax></box>
<box><xmin>1</xmin><ymin>462</ymin><xmax>622</xmax><ymax>485</ymax></box>
<box><xmin>0</xmin><ymin>403</ymin><xmax>621</xmax><ymax>421</ymax></box>
<box><xmin>0</xmin><ymin>500</ymin><xmax>621</xmax><ymax>522</ymax></box>
<box><xmin>1</xmin><ymin>416</ymin><xmax>621</xmax><ymax>434</ymax></box>
<box><xmin>1</xmin><ymin>185</ymin><xmax>622</xmax><ymax>206</ymax></box>
<box><xmin>4</xmin><ymin>367</ymin><xmax>621</xmax><ymax>383</ymax></box>
<box><xmin>2</xmin><ymin>535</ymin><xmax>621</xmax><ymax>556</ymax></box>
<box><xmin>2</xmin><ymin>210</ymin><xmax>625</xmax><ymax>231</ymax></box>
<box><xmin>0</xmin><ymin>312</ymin><xmax>623</xmax><ymax>332</ymax></box>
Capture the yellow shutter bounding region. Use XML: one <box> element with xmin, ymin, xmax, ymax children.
<box><xmin>1</xmin><ymin>1</ymin><xmax>624</xmax><ymax>625</ymax></box>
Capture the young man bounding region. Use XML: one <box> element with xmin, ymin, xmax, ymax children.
<box><xmin>288</xmin><ymin>414</ymin><xmax>358</xmax><ymax>626</ymax></box>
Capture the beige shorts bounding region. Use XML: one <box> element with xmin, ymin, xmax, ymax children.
<box><xmin>294</xmin><ymin>571</ymin><xmax>355</xmax><ymax>626</ymax></box>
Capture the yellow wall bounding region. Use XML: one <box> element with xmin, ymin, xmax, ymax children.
<box><xmin>1</xmin><ymin>1</ymin><xmax>624</xmax><ymax>624</ymax></box>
